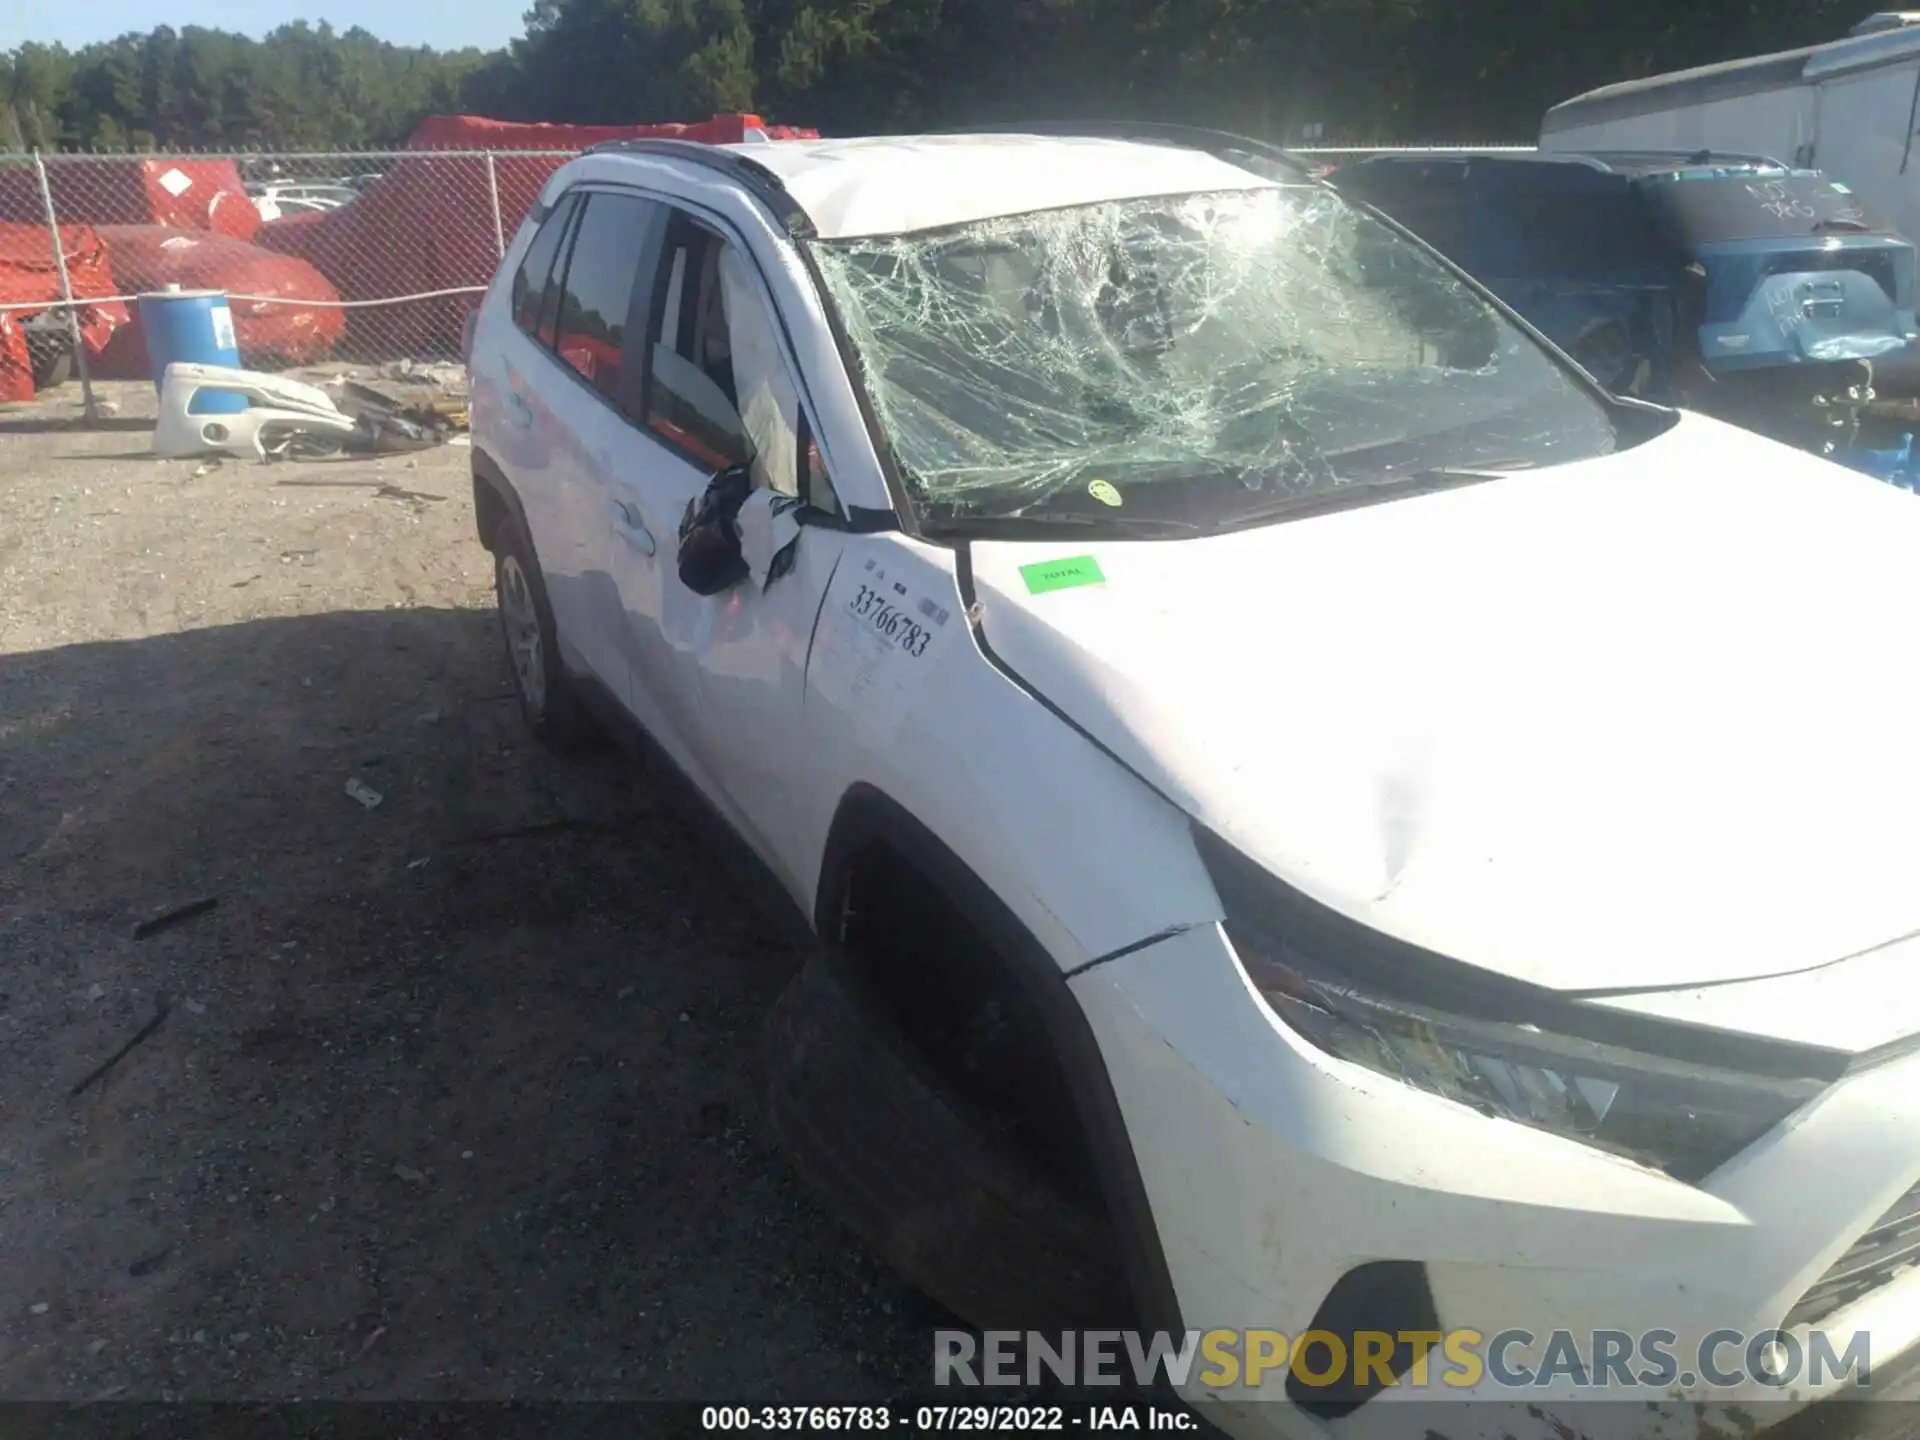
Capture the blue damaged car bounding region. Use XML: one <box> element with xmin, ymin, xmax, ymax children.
<box><xmin>1329</xmin><ymin>149</ymin><xmax>1920</xmax><ymax>468</ymax></box>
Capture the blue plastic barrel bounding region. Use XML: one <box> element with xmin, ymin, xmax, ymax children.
<box><xmin>139</xmin><ymin>284</ymin><xmax>247</xmax><ymax>415</ymax></box>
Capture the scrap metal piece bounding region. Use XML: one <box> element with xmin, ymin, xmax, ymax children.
<box><xmin>154</xmin><ymin>362</ymin><xmax>361</xmax><ymax>462</ymax></box>
<box><xmin>131</xmin><ymin>895</ymin><xmax>219</xmax><ymax>940</ymax></box>
<box><xmin>70</xmin><ymin>995</ymin><xmax>173</xmax><ymax>1098</ymax></box>
<box><xmin>344</xmin><ymin>776</ymin><xmax>384</xmax><ymax>809</ymax></box>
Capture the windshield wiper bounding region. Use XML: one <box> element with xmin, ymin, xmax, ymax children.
<box><xmin>1419</xmin><ymin>461</ymin><xmax>1538</xmax><ymax>479</ymax></box>
<box><xmin>920</xmin><ymin>509</ymin><xmax>1205</xmax><ymax>540</ymax></box>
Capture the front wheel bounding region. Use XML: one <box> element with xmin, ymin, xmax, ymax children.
<box><xmin>493</xmin><ymin>514</ymin><xmax>595</xmax><ymax>752</ymax></box>
<box><xmin>764</xmin><ymin>948</ymin><xmax>1135</xmax><ymax>1334</ymax></box>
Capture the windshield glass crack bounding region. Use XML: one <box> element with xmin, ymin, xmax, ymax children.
<box><xmin>809</xmin><ymin>186</ymin><xmax>1620</xmax><ymax>524</ymax></box>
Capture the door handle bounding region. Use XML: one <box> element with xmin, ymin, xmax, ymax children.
<box><xmin>608</xmin><ymin>499</ymin><xmax>657</xmax><ymax>556</ymax></box>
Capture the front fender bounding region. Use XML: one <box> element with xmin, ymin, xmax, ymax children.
<box><xmin>797</xmin><ymin>533</ymin><xmax>1219</xmax><ymax>971</ymax></box>
<box><xmin>812</xmin><ymin>781</ymin><xmax>1189</xmax><ymax>1339</ymax></box>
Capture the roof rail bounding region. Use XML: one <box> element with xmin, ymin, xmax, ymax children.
<box><xmin>1332</xmin><ymin>149</ymin><xmax>1618</xmax><ymax>174</ymax></box>
<box><xmin>582</xmin><ymin>136</ymin><xmax>817</xmax><ymax>237</ymax></box>
<box><xmin>939</xmin><ymin>120</ymin><xmax>1314</xmax><ymax>180</ymax></box>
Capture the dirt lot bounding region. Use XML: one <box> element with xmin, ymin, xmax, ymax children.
<box><xmin>11</xmin><ymin>380</ymin><xmax>1915</xmax><ymax>1440</ymax></box>
<box><xmin>0</xmin><ymin>377</ymin><xmax>937</xmax><ymax>1403</ymax></box>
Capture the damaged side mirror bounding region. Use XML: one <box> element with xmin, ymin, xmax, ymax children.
<box><xmin>676</xmin><ymin>463</ymin><xmax>812</xmax><ymax>598</ymax></box>
<box><xmin>677</xmin><ymin>462</ymin><xmax>757</xmax><ymax>596</ymax></box>
<box><xmin>655</xmin><ymin>347</ymin><xmax>769</xmax><ymax>597</ymax></box>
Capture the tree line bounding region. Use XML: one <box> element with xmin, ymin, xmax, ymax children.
<box><xmin>1</xmin><ymin>0</ymin><xmax>1875</xmax><ymax>154</ymax></box>
<box><xmin>1</xmin><ymin>22</ymin><xmax>490</xmax><ymax>151</ymax></box>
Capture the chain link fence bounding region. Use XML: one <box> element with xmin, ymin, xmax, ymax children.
<box><xmin>0</xmin><ymin>139</ymin><xmax>1533</xmax><ymax>409</ymax></box>
<box><xmin>0</xmin><ymin>146</ymin><xmax>582</xmax><ymax>409</ymax></box>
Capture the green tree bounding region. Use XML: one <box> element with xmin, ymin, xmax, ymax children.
<box><xmin>2</xmin><ymin>23</ymin><xmax>496</xmax><ymax>151</ymax></box>
<box><xmin>1</xmin><ymin>42</ymin><xmax>79</xmax><ymax>150</ymax></box>
<box><xmin>0</xmin><ymin>0</ymin><xmax>1883</xmax><ymax>155</ymax></box>
<box><xmin>489</xmin><ymin>0</ymin><xmax>761</xmax><ymax>123</ymax></box>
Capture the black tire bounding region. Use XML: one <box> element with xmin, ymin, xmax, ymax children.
<box><xmin>765</xmin><ymin>947</ymin><xmax>1135</xmax><ymax>1334</ymax></box>
<box><xmin>27</xmin><ymin>335</ymin><xmax>72</xmax><ymax>391</ymax></box>
<box><xmin>493</xmin><ymin>513</ymin><xmax>595</xmax><ymax>752</ymax></box>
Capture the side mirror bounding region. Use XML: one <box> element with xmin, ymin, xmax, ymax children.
<box><xmin>677</xmin><ymin>462</ymin><xmax>756</xmax><ymax>596</ymax></box>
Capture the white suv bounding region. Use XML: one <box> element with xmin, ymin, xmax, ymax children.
<box><xmin>466</xmin><ymin>126</ymin><xmax>1920</xmax><ymax>1438</ymax></box>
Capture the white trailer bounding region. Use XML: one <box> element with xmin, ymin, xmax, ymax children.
<box><xmin>1540</xmin><ymin>20</ymin><xmax>1920</xmax><ymax>242</ymax></box>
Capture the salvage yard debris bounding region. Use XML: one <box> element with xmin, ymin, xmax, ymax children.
<box><xmin>153</xmin><ymin>364</ymin><xmax>360</xmax><ymax>461</ymax></box>
<box><xmin>131</xmin><ymin>894</ymin><xmax>219</xmax><ymax>940</ymax></box>
<box><xmin>334</xmin><ymin>377</ymin><xmax>468</xmax><ymax>450</ymax></box>
<box><xmin>92</xmin><ymin>227</ymin><xmax>343</xmax><ymax>375</ymax></box>
<box><xmin>70</xmin><ymin>994</ymin><xmax>173</xmax><ymax>1098</ymax></box>
<box><xmin>127</xmin><ymin>1247</ymin><xmax>173</xmax><ymax>1278</ymax></box>
<box><xmin>344</xmin><ymin>776</ymin><xmax>384</xmax><ymax>809</ymax></box>
<box><xmin>380</xmin><ymin>359</ymin><xmax>466</xmax><ymax>388</ymax></box>
<box><xmin>149</xmin><ymin>362</ymin><xmax>469</xmax><ymax>462</ymax></box>
<box><xmin>0</xmin><ymin>222</ymin><xmax>128</xmax><ymax>403</ymax></box>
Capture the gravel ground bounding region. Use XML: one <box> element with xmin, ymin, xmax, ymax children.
<box><xmin>0</xmin><ymin>377</ymin><xmax>938</xmax><ymax>1404</ymax></box>
<box><xmin>6</xmin><ymin>378</ymin><xmax>1913</xmax><ymax>1440</ymax></box>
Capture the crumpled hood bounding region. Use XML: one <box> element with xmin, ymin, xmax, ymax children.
<box><xmin>970</xmin><ymin>412</ymin><xmax>1920</xmax><ymax>995</ymax></box>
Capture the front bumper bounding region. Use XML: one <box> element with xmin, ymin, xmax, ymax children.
<box><xmin>1068</xmin><ymin>924</ymin><xmax>1920</xmax><ymax>1440</ymax></box>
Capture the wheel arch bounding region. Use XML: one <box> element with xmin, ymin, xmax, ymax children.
<box><xmin>813</xmin><ymin>781</ymin><xmax>1187</xmax><ymax>1338</ymax></box>
<box><xmin>472</xmin><ymin>447</ymin><xmax>528</xmax><ymax>555</ymax></box>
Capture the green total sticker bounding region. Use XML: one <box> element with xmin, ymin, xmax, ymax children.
<box><xmin>1020</xmin><ymin>554</ymin><xmax>1106</xmax><ymax>594</ymax></box>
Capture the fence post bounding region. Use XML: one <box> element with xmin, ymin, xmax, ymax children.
<box><xmin>486</xmin><ymin>152</ymin><xmax>506</xmax><ymax>260</ymax></box>
<box><xmin>31</xmin><ymin>149</ymin><xmax>100</xmax><ymax>424</ymax></box>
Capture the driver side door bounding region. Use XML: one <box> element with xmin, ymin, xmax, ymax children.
<box><xmin>621</xmin><ymin>206</ymin><xmax>855</xmax><ymax>898</ymax></box>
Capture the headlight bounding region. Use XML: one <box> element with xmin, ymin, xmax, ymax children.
<box><xmin>1231</xmin><ymin>929</ymin><xmax>1827</xmax><ymax>1184</ymax></box>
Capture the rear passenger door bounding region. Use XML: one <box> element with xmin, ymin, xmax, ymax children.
<box><xmin>529</xmin><ymin>189</ymin><xmax>663</xmax><ymax>716</ymax></box>
<box><xmin>490</xmin><ymin>193</ymin><xmax>610</xmax><ymax>676</ymax></box>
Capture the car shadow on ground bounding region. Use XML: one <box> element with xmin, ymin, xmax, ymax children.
<box><xmin>0</xmin><ymin>605</ymin><xmax>945</xmax><ymax>1402</ymax></box>
<box><xmin>13</xmin><ymin>613</ymin><xmax>1892</xmax><ymax>1440</ymax></box>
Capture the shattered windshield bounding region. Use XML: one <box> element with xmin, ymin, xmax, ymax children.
<box><xmin>808</xmin><ymin>185</ymin><xmax>1622</xmax><ymax>533</ymax></box>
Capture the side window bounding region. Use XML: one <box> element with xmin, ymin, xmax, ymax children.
<box><xmin>659</xmin><ymin>246</ymin><xmax>688</xmax><ymax>352</ymax></box>
<box><xmin>645</xmin><ymin>211</ymin><xmax>838</xmax><ymax>512</ymax></box>
<box><xmin>799</xmin><ymin>411</ymin><xmax>842</xmax><ymax>517</ymax></box>
<box><xmin>511</xmin><ymin>195</ymin><xmax>579</xmax><ymax>342</ymax></box>
<box><xmin>552</xmin><ymin>192</ymin><xmax>654</xmax><ymax>406</ymax></box>
<box><xmin>646</xmin><ymin>218</ymin><xmax>754</xmax><ymax>471</ymax></box>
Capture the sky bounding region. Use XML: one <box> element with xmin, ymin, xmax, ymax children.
<box><xmin>1</xmin><ymin>0</ymin><xmax>529</xmax><ymax>53</ymax></box>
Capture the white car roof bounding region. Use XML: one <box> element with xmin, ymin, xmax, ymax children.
<box><xmin>710</xmin><ymin>133</ymin><xmax>1282</xmax><ymax>239</ymax></box>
